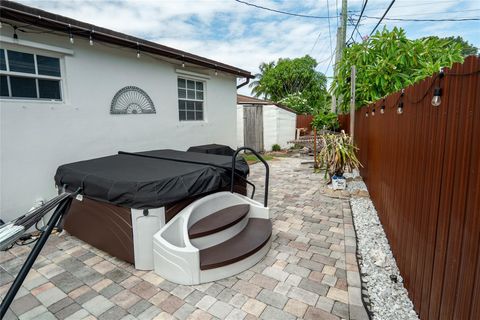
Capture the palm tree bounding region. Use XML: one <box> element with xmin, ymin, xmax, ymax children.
<box><xmin>249</xmin><ymin>61</ymin><xmax>275</xmax><ymax>99</ymax></box>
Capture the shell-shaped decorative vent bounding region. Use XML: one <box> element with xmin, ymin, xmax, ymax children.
<box><xmin>110</xmin><ymin>86</ymin><xmax>155</xmax><ymax>114</ymax></box>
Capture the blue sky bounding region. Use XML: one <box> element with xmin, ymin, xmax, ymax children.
<box><xmin>16</xmin><ymin>0</ymin><xmax>480</xmax><ymax>94</ymax></box>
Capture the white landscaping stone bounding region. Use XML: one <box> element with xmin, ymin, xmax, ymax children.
<box><xmin>350</xmin><ymin>195</ymin><xmax>420</xmax><ymax>320</ymax></box>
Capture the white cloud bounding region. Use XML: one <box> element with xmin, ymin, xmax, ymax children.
<box><xmin>14</xmin><ymin>0</ymin><xmax>480</xmax><ymax>96</ymax></box>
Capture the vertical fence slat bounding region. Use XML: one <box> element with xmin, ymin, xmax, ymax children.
<box><xmin>410</xmin><ymin>76</ymin><xmax>431</xmax><ymax>310</ymax></box>
<box><xmin>438</xmin><ymin>56</ymin><xmax>478</xmax><ymax>320</ymax></box>
<box><xmin>347</xmin><ymin>56</ymin><xmax>479</xmax><ymax>319</ymax></box>
<box><xmin>469</xmin><ymin>248</ymin><xmax>480</xmax><ymax>319</ymax></box>
<box><xmin>402</xmin><ymin>80</ymin><xmax>421</xmax><ymax>304</ymax></box>
<box><xmin>419</xmin><ymin>67</ymin><xmax>450</xmax><ymax>319</ymax></box>
<box><xmin>453</xmin><ymin>60</ymin><xmax>480</xmax><ymax>319</ymax></box>
<box><xmin>428</xmin><ymin>57</ymin><xmax>466</xmax><ymax>320</ymax></box>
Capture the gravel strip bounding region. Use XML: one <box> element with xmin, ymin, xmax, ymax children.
<box><xmin>350</xmin><ymin>184</ymin><xmax>419</xmax><ymax>320</ymax></box>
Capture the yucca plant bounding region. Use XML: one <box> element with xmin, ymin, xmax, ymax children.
<box><xmin>317</xmin><ymin>131</ymin><xmax>361</xmax><ymax>181</ymax></box>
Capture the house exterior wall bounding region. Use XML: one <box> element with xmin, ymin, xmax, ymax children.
<box><xmin>0</xmin><ymin>30</ymin><xmax>238</xmax><ymax>221</ymax></box>
<box><xmin>275</xmin><ymin>107</ymin><xmax>296</xmax><ymax>149</ymax></box>
<box><xmin>236</xmin><ymin>105</ymin><xmax>244</xmax><ymax>147</ymax></box>
<box><xmin>236</xmin><ymin>104</ymin><xmax>296</xmax><ymax>151</ymax></box>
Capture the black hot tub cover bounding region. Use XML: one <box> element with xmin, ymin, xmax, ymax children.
<box><xmin>54</xmin><ymin>149</ymin><xmax>249</xmax><ymax>209</ymax></box>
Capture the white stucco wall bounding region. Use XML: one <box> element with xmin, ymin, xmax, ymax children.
<box><xmin>275</xmin><ymin>107</ymin><xmax>297</xmax><ymax>149</ymax></box>
<box><xmin>0</xmin><ymin>30</ymin><xmax>238</xmax><ymax>221</ymax></box>
<box><xmin>263</xmin><ymin>105</ymin><xmax>277</xmax><ymax>151</ymax></box>
<box><xmin>236</xmin><ymin>105</ymin><xmax>244</xmax><ymax>147</ymax></box>
<box><xmin>236</xmin><ymin>104</ymin><xmax>296</xmax><ymax>152</ymax></box>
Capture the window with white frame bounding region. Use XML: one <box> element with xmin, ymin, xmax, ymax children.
<box><xmin>177</xmin><ymin>77</ymin><xmax>204</xmax><ymax>121</ymax></box>
<box><xmin>0</xmin><ymin>49</ymin><xmax>62</xmax><ymax>101</ymax></box>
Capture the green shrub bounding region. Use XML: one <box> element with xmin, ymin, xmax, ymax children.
<box><xmin>311</xmin><ymin>112</ymin><xmax>339</xmax><ymax>131</ymax></box>
<box><xmin>272</xmin><ymin>144</ymin><xmax>281</xmax><ymax>151</ymax></box>
<box><xmin>331</xmin><ymin>27</ymin><xmax>464</xmax><ymax>112</ymax></box>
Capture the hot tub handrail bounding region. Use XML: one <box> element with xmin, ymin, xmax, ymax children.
<box><xmin>230</xmin><ymin>147</ymin><xmax>269</xmax><ymax>207</ymax></box>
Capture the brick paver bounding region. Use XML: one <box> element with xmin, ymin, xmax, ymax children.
<box><xmin>0</xmin><ymin>157</ymin><xmax>368</xmax><ymax>319</ymax></box>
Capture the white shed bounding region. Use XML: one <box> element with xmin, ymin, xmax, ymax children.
<box><xmin>237</xmin><ymin>94</ymin><xmax>297</xmax><ymax>152</ymax></box>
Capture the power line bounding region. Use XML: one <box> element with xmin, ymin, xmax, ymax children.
<box><xmin>346</xmin><ymin>0</ymin><xmax>368</xmax><ymax>45</ymax></box>
<box><xmin>294</xmin><ymin>0</ymin><xmax>335</xmax><ymax>94</ymax></box>
<box><xmin>234</xmin><ymin>0</ymin><xmax>338</xmax><ymax>19</ymax></box>
<box><xmin>369</xmin><ymin>0</ymin><xmax>396</xmax><ymax>36</ymax></box>
<box><xmin>347</xmin><ymin>15</ymin><xmax>363</xmax><ymax>44</ymax></box>
<box><xmin>359</xmin><ymin>14</ymin><xmax>480</xmax><ymax>22</ymax></box>
<box><xmin>368</xmin><ymin>8</ymin><xmax>480</xmax><ymax>16</ymax></box>
<box><xmin>326</xmin><ymin>0</ymin><xmax>334</xmax><ymax>58</ymax></box>
<box><xmin>361</xmin><ymin>0</ymin><xmax>458</xmax><ymax>10</ymax></box>
<box><xmin>335</xmin><ymin>0</ymin><xmax>339</xmax><ymax>26</ymax></box>
<box><xmin>323</xmin><ymin>49</ymin><xmax>336</xmax><ymax>75</ymax></box>
<box><xmin>309</xmin><ymin>31</ymin><xmax>324</xmax><ymax>55</ymax></box>
<box><xmin>276</xmin><ymin>0</ymin><xmax>336</xmax><ymax>92</ymax></box>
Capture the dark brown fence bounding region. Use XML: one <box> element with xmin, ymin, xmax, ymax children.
<box><xmin>349</xmin><ymin>56</ymin><xmax>479</xmax><ymax>319</ymax></box>
<box><xmin>338</xmin><ymin>113</ymin><xmax>350</xmax><ymax>133</ymax></box>
<box><xmin>296</xmin><ymin>114</ymin><xmax>314</xmax><ymax>133</ymax></box>
<box><xmin>338</xmin><ymin>114</ymin><xmax>350</xmax><ymax>133</ymax></box>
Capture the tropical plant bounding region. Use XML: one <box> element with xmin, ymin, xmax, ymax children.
<box><xmin>249</xmin><ymin>61</ymin><xmax>275</xmax><ymax>99</ymax></box>
<box><xmin>317</xmin><ymin>131</ymin><xmax>361</xmax><ymax>180</ymax></box>
<box><xmin>250</xmin><ymin>56</ymin><xmax>328</xmax><ymax>113</ymax></box>
<box><xmin>278</xmin><ymin>92</ymin><xmax>310</xmax><ymax>114</ymax></box>
<box><xmin>271</xmin><ymin>144</ymin><xmax>281</xmax><ymax>151</ymax></box>
<box><xmin>331</xmin><ymin>27</ymin><xmax>464</xmax><ymax>112</ymax></box>
<box><xmin>421</xmin><ymin>35</ymin><xmax>478</xmax><ymax>57</ymax></box>
<box><xmin>311</xmin><ymin>111</ymin><xmax>339</xmax><ymax>131</ymax></box>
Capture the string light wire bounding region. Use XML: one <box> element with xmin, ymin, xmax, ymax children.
<box><xmin>362</xmin><ymin>69</ymin><xmax>480</xmax><ymax>117</ymax></box>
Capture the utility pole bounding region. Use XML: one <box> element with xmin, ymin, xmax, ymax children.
<box><xmin>332</xmin><ymin>0</ymin><xmax>348</xmax><ymax>113</ymax></box>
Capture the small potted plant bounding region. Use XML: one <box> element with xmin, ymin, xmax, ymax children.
<box><xmin>317</xmin><ymin>130</ymin><xmax>361</xmax><ymax>190</ymax></box>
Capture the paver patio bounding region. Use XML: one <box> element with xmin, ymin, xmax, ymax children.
<box><xmin>0</xmin><ymin>157</ymin><xmax>368</xmax><ymax>319</ymax></box>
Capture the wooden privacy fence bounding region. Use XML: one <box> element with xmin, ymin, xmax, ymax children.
<box><xmin>347</xmin><ymin>56</ymin><xmax>479</xmax><ymax>319</ymax></box>
<box><xmin>296</xmin><ymin>114</ymin><xmax>314</xmax><ymax>133</ymax></box>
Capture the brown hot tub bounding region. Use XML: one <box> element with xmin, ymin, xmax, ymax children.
<box><xmin>56</xmin><ymin>149</ymin><xmax>248</xmax><ymax>268</ymax></box>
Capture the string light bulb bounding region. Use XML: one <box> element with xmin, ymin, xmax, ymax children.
<box><xmin>380</xmin><ymin>105</ymin><xmax>385</xmax><ymax>114</ymax></box>
<box><xmin>397</xmin><ymin>90</ymin><xmax>404</xmax><ymax>114</ymax></box>
<box><xmin>397</xmin><ymin>101</ymin><xmax>404</xmax><ymax>114</ymax></box>
<box><xmin>214</xmin><ymin>70</ymin><xmax>218</xmax><ymax>76</ymax></box>
<box><xmin>372</xmin><ymin>108</ymin><xmax>375</xmax><ymax>116</ymax></box>
<box><xmin>89</xmin><ymin>30</ymin><xmax>94</xmax><ymax>46</ymax></box>
<box><xmin>431</xmin><ymin>88</ymin><xmax>442</xmax><ymax>106</ymax></box>
<box><xmin>431</xmin><ymin>68</ymin><xmax>444</xmax><ymax>107</ymax></box>
<box><xmin>13</xmin><ymin>26</ymin><xmax>18</xmax><ymax>39</ymax></box>
<box><xmin>136</xmin><ymin>43</ymin><xmax>140</xmax><ymax>58</ymax></box>
<box><xmin>365</xmin><ymin>111</ymin><xmax>368</xmax><ymax>118</ymax></box>
<box><xmin>68</xmin><ymin>24</ymin><xmax>74</xmax><ymax>44</ymax></box>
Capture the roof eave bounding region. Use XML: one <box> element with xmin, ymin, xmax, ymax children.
<box><xmin>0</xmin><ymin>0</ymin><xmax>254</xmax><ymax>79</ymax></box>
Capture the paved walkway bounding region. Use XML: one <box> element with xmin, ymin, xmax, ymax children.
<box><xmin>0</xmin><ymin>157</ymin><xmax>368</xmax><ymax>320</ymax></box>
